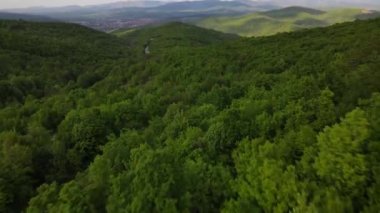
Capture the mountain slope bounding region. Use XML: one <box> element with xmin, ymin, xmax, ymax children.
<box><xmin>0</xmin><ymin>20</ymin><xmax>129</xmax><ymax>105</ymax></box>
<box><xmin>114</xmin><ymin>22</ymin><xmax>238</xmax><ymax>54</ymax></box>
<box><xmin>195</xmin><ymin>7</ymin><xmax>380</xmax><ymax>36</ymax></box>
<box><xmin>0</xmin><ymin>18</ymin><xmax>379</xmax><ymax>212</ymax></box>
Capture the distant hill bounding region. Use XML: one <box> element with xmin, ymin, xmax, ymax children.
<box><xmin>1</xmin><ymin>0</ymin><xmax>275</xmax><ymax>31</ymax></box>
<box><xmin>195</xmin><ymin>7</ymin><xmax>380</xmax><ymax>37</ymax></box>
<box><xmin>2</xmin><ymin>0</ymin><xmax>257</xmax><ymax>20</ymax></box>
<box><xmin>114</xmin><ymin>22</ymin><xmax>238</xmax><ymax>54</ymax></box>
<box><xmin>3</xmin><ymin>1</ymin><xmax>164</xmax><ymax>14</ymax></box>
<box><xmin>236</xmin><ymin>0</ymin><xmax>279</xmax><ymax>10</ymax></box>
<box><xmin>0</xmin><ymin>12</ymin><xmax>55</xmax><ymax>22</ymax></box>
<box><xmin>261</xmin><ymin>6</ymin><xmax>325</xmax><ymax>18</ymax></box>
<box><xmin>153</xmin><ymin>1</ymin><xmax>253</xmax><ymax>12</ymax></box>
<box><xmin>262</xmin><ymin>0</ymin><xmax>380</xmax><ymax>9</ymax></box>
<box><xmin>356</xmin><ymin>9</ymin><xmax>380</xmax><ymax>19</ymax></box>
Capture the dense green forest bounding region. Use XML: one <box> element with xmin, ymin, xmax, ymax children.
<box><xmin>0</xmin><ymin>18</ymin><xmax>380</xmax><ymax>212</ymax></box>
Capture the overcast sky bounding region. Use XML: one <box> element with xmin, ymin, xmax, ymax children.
<box><xmin>0</xmin><ymin>0</ymin><xmax>379</xmax><ymax>9</ymax></box>
<box><xmin>0</xmin><ymin>0</ymin><xmax>124</xmax><ymax>9</ymax></box>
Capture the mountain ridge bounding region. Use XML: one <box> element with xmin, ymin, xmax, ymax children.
<box><xmin>195</xmin><ymin>6</ymin><xmax>380</xmax><ymax>36</ymax></box>
<box><xmin>0</xmin><ymin>12</ymin><xmax>57</xmax><ymax>22</ymax></box>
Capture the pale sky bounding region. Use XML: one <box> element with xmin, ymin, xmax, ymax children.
<box><xmin>0</xmin><ymin>0</ymin><xmax>379</xmax><ymax>10</ymax></box>
<box><xmin>0</xmin><ymin>0</ymin><xmax>123</xmax><ymax>9</ymax></box>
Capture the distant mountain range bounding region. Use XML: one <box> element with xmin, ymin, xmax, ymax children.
<box><xmin>2</xmin><ymin>1</ymin><xmax>164</xmax><ymax>14</ymax></box>
<box><xmin>1</xmin><ymin>1</ymin><xmax>379</xmax><ymax>33</ymax></box>
<box><xmin>250</xmin><ymin>0</ymin><xmax>380</xmax><ymax>9</ymax></box>
<box><xmin>1</xmin><ymin>0</ymin><xmax>270</xmax><ymax>19</ymax></box>
<box><xmin>0</xmin><ymin>12</ymin><xmax>56</xmax><ymax>22</ymax></box>
<box><xmin>195</xmin><ymin>6</ymin><xmax>380</xmax><ymax>37</ymax></box>
<box><xmin>0</xmin><ymin>0</ymin><xmax>278</xmax><ymax>31</ymax></box>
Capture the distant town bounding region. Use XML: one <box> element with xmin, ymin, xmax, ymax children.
<box><xmin>73</xmin><ymin>18</ymin><xmax>156</xmax><ymax>31</ymax></box>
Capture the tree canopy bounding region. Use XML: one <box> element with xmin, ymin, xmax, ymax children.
<box><xmin>0</xmin><ymin>19</ymin><xmax>379</xmax><ymax>212</ymax></box>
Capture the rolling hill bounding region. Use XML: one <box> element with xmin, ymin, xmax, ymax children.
<box><xmin>0</xmin><ymin>18</ymin><xmax>380</xmax><ymax>212</ymax></box>
<box><xmin>113</xmin><ymin>22</ymin><xmax>238</xmax><ymax>52</ymax></box>
<box><xmin>195</xmin><ymin>6</ymin><xmax>380</xmax><ymax>36</ymax></box>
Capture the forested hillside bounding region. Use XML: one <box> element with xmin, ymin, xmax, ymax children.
<box><xmin>0</xmin><ymin>18</ymin><xmax>380</xmax><ymax>212</ymax></box>
<box><xmin>196</xmin><ymin>6</ymin><xmax>380</xmax><ymax>36</ymax></box>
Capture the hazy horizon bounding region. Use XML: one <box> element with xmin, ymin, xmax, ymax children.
<box><xmin>0</xmin><ymin>0</ymin><xmax>379</xmax><ymax>10</ymax></box>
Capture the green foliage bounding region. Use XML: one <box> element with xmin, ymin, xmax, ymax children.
<box><xmin>315</xmin><ymin>109</ymin><xmax>369</xmax><ymax>196</ymax></box>
<box><xmin>0</xmin><ymin>19</ymin><xmax>379</xmax><ymax>212</ymax></box>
